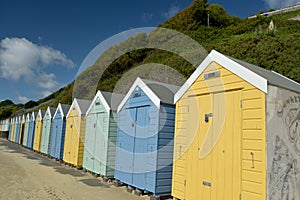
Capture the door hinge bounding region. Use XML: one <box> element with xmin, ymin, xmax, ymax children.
<box><xmin>184</xmin><ymin>180</ymin><xmax>186</xmax><ymax>187</ymax></box>
<box><xmin>240</xmin><ymin>193</ymin><xmax>242</xmax><ymax>200</ymax></box>
<box><xmin>240</xmin><ymin>100</ymin><xmax>243</xmax><ymax>108</ymax></box>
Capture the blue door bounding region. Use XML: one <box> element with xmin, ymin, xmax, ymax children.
<box><xmin>115</xmin><ymin>107</ymin><xmax>136</xmax><ymax>185</ymax></box>
<box><xmin>115</xmin><ymin>106</ymin><xmax>149</xmax><ymax>188</ymax></box>
<box><xmin>15</xmin><ymin>122</ymin><xmax>21</xmax><ymax>143</ymax></box>
<box><xmin>27</xmin><ymin>121</ymin><xmax>35</xmax><ymax>149</ymax></box>
<box><xmin>132</xmin><ymin>106</ymin><xmax>149</xmax><ymax>189</ymax></box>
<box><xmin>49</xmin><ymin>112</ymin><xmax>65</xmax><ymax>160</ymax></box>
<box><xmin>49</xmin><ymin>118</ymin><xmax>58</xmax><ymax>158</ymax></box>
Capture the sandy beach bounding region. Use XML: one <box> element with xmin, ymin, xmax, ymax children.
<box><xmin>0</xmin><ymin>138</ymin><xmax>147</xmax><ymax>200</ymax></box>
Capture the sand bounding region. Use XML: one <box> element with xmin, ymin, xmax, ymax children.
<box><xmin>0</xmin><ymin>138</ymin><xmax>148</xmax><ymax>200</ymax></box>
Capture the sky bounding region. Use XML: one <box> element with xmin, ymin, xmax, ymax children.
<box><xmin>1</xmin><ymin>0</ymin><xmax>299</xmax><ymax>104</ymax></box>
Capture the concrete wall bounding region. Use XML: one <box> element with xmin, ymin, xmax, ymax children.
<box><xmin>266</xmin><ymin>85</ymin><xmax>300</xmax><ymax>200</ymax></box>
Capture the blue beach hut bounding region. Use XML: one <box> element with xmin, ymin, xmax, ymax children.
<box><xmin>40</xmin><ymin>107</ymin><xmax>56</xmax><ymax>155</ymax></box>
<box><xmin>26</xmin><ymin>112</ymin><xmax>37</xmax><ymax>149</ymax></box>
<box><xmin>22</xmin><ymin>113</ymin><xmax>30</xmax><ymax>146</ymax></box>
<box><xmin>14</xmin><ymin>116</ymin><xmax>21</xmax><ymax>144</ymax></box>
<box><xmin>49</xmin><ymin>103</ymin><xmax>70</xmax><ymax>160</ymax></box>
<box><xmin>114</xmin><ymin>78</ymin><xmax>179</xmax><ymax>198</ymax></box>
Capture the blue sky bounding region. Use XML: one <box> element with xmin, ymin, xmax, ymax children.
<box><xmin>0</xmin><ymin>0</ymin><xmax>299</xmax><ymax>104</ymax></box>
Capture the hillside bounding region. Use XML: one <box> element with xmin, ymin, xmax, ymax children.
<box><xmin>1</xmin><ymin>0</ymin><xmax>300</xmax><ymax>119</ymax></box>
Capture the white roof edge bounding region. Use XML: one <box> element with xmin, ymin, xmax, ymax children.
<box><xmin>37</xmin><ymin>109</ymin><xmax>43</xmax><ymax>121</ymax></box>
<box><xmin>86</xmin><ymin>91</ymin><xmax>111</xmax><ymax>115</ymax></box>
<box><xmin>43</xmin><ymin>107</ymin><xmax>53</xmax><ymax>120</ymax></box>
<box><xmin>174</xmin><ymin>53</ymin><xmax>213</xmax><ymax>103</ymax></box>
<box><xmin>174</xmin><ymin>50</ymin><xmax>268</xmax><ymax>103</ymax></box>
<box><xmin>67</xmin><ymin>98</ymin><xmax>78</xmax><ymax>117</ymax></box>
<box><xmin>31</xmin><ymin>111</ymin><xmax>36</xmax><ymax>121</ymax></box>
<box><xmin>53</xmin><ymin>103</ymin><xmax>64</xmax><ymax>119</ymax></box>
<box><xmin>117</xmin><ymin>77</ymin><xmax>161</xmax><ymax>113</ymax></box>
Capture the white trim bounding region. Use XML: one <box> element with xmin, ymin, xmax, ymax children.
<box><xmin>86</xmin><ymin>90</ymin><xmax>111</xmax><ymax>115</ymax></box>
<box><xmin>53</xmin><ymin>103</ymin><xmax>64</xmax><ymax>120</ymax></box>
<box><xmin>37</xmin><ymin>109</ymin><xmax>44</xmax><ymax>121</ymax></box>
<box><xmin>174</xmin><ymin>50</ymin><xmax>268</xmax><ymax>103</ymax></box>
<box><xmin>117</xmin><ymin>77</ymin><xmax>161</xmax><ymax>113</ymax></box>
<box><xmin>15</xmin><ymin>116</ymin><xmax>19</xmax><ymax>123</ymax></box>
<box><xmin>21</xmin><ymin>114</ymin><xmax>25</xmax><ymax>123</ymax></box>
<box><xmin>66</xmin><ymin>98</ymin><xmax>82</xmax><ymax>117</ymax></box>
<box><xmin>43</xmin><ymin>107</ymin><xmax>52</xmax><ymax>120</ymax></box>
<box><xmin>31</xmin><ymin>111</ymin><xmax>36</xmax><ymax>121</ymax></box>
<box><xmin>25</xmin><ymin>113</ymin><xmax>30</xmax><ymax>122</ymax></box>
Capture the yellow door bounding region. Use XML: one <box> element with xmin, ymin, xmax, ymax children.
<box><xmin>64</xmin><ymin>116</ymin><xmax>73</xmax><ymax>163</ymax></box>
<box><xmin>71</xmin><ymin>115</ymin><xmax>80</xmax><ymax>165</ymax></box>
<box><xmin>186</xmin><ymin>90</ymin><xmax>242</xmax><ymax>200</ymax></box>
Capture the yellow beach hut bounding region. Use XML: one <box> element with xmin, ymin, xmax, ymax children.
<box><xmin>172</xmin><ymin>50</ymin><xmax>300</xmax><ymax>200</ymax></box>
<box><xmin>33</xmin><ymin>109</ymin><xmax>46</xmax><ymax>152</ymax></box>
<box><xmin>63</xmin><ymin>98</ymin><xmax>91</xmax><ymax>168</ymax></box>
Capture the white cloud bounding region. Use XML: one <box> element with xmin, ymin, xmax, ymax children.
<box><xmin>18</xmin><ymin>96</ymin><xmax>29</xmax><ymax>104</ymax></box>
<box><xmin>163</xmin><ymin>4</ymin><xmax>180</xmax><ymax>19</ymax></box>
<box><xmin>265</xmin><ymin>0</ymin><xmax>300</xmax><ymax>8</ymax></box>
<box><xmin>0</xmin><ymin>37</ymin><xmax>74</xmax><ymax>93</ymax></box>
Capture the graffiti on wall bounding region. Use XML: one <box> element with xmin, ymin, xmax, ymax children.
<box><xmin>267</xmin><ymin>88</ymin><xmax>300</xmax><ymax>200</ymax></box>
<box><xmin>268</xmin><ymin>136</ymin><xmax>300</xmax><ymax>200</ymax></box>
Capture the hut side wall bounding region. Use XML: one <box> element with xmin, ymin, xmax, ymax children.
<box><xmin>155</xmin><ymin>104</ymin><xmax>175</xmax><ymax>196</ymax></box>
<box><xmin>266</xmin><ymin>85</ymin><xmax>300</xmax><ymax>199</ymax></box>
<box><xmin>106</xmin><ymin>111</ymin><xmax>118</xmax><ymax>178</ymax></box>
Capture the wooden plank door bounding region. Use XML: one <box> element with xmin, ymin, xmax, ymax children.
<box><xmin>186</xmin><ymin>90</ymin><xmax>242</xmax><ymax>200</ymax></box>
<box><xmin>132</xmin><ymin>106</ymin><xmax>149</xmax><ymax>189</ymax></box>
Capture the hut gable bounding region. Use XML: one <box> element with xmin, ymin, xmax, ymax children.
<box><xmin>25</xmin><ymin>113</ymin><xmax>30</xmax><ymax>122</ymax></box>
<box><xmin>118</xmin><ymin>77</ymin><xmax>180</xmax><ymax>112</ymax></box>
<box><xmin>31</xmin><ymin>112</ymin><xmax>37</xmax><ymax>121</ymax></box>
<box><xmin>36</xmin><ymin>110</ymin><xmax>46</xmax><ymax>121</ymax></box>
<box><xmin>86</xmin><ymin>91</ymin><xmax>124</xmax><ymax>115</ymax></box>
<box><xmin>53</xmin><ymin>103</ymin><xmax>71</xmax><ymax>119</ymax></box>
<box><xmin>43</xmin><ymin>107</ymin><xmax>56</xmax><ymax>120</ymax></box>
<box><xmin>67</xmin><ymin>98</ymin><xmax>91</xmax><ymax>117</ymax></box>
<box><xmin>175</xmin><ymin>50</ymin><xmax>300</xmax><ymax>103</ymax></box>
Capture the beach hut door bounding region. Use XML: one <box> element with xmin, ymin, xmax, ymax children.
<box><xmin>186</xmin><ymin>90</ymin><xmax>242</xmax><ymax>199</ymax></box>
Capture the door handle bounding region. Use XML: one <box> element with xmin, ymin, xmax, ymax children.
<box><xmin>205</xmin><ymin>113</ymin><xmax>213</xmax><ymax>122</ymax></box>
<box><xmin>203</xmin><ymin>181</ymin><xmax>212</xmax><ymax>187</ymax></box>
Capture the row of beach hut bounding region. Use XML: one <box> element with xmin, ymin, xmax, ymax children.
<box><xmin>2</xmin><ymin>50</ymin><xmax>300</xmax><ymax>200</ymax></box>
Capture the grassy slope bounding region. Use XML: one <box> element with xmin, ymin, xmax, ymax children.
<box><xmin>1</xmin><ymin>1</ymin><xmax>300</xmax><ymax>118</ymax></box>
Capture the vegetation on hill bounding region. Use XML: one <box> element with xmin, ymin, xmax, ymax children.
<box><xmin>1</xmin><ymin>0</ymin><xmax>300</xmax><ymax>119</ymax></box>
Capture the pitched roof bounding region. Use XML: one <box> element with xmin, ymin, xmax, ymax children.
<box><xmin>86</xmin><ymin>91</ymin><xmax>124</xmax><ymax>115</ymax></box>
<box><xmin>174</xmin><ymin>50</ymin><xmax>300</xmax><ymax>103</ymax></box>
<box><xmin>53</xmin><ymin>103</ymin><xmax>71</xmax><ymax>119</ymax></box>
<box><xmin>43</xmin><ymin>107</ymin><xmax>56</xmax><ymax>120</ymax></box>
<box><xmin>30</xmin><ymin>112</ymin><xmax>38</xmax><ymax>121</ymax></box>
<box><xmin>118</xmin><ymin>77</ymin><xmax>180</xmax><ymax>112</ymax></box>
<box><xmin>37</xmin><ymin>109</ymin><xmax>46</xmax><ymax>121</ymax></box>
<box><xmin>101</xmin><ymin>91</ymin><xmax>124</xmax><ymax>111</ymax></box>
<box><xmin>229</xmin><ymin>56</ymin><xmax>300</xmax><ymax>94</ymax></box>
<box><xmin>67</xmin><ymin>98</ymin><xmax>91</xmax><ymax>117</ymax></box>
